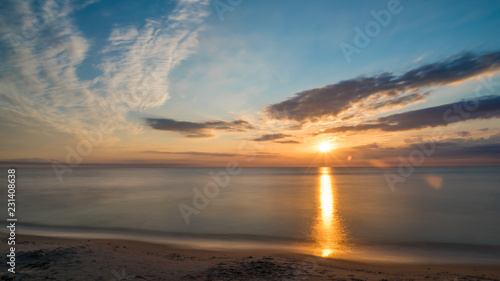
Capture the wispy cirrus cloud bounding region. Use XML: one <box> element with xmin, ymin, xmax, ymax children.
<box><xmin>0</xmin><ymin>0</ymin><xmax>211</xmax><ymax>136</ymax></box>
<box><xmin>145</xmin><ymin>118</ymin><xmax>254</xmax><ymax>138</ymax></box>
<box><xmin>97</xmin><ymin>0</ymin><xmax>211</xmax><ymax>114</ymax></box>
<box><xmin>265</xmin><ymin>51</ymin><xmax>500</xmax><ymax>122</ymax></box>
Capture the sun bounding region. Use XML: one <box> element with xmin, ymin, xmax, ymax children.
<box><xmin>318</xmin><ymin>142</ymin><xmax>332</xmax><ymax>153</ymax></box>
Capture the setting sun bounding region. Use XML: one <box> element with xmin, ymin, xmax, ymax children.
<box><xmin>318</xmin><ymin>142</ymin><xmax>332</xmax><ymax>152</ymax></box>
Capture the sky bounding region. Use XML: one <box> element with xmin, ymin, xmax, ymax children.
<box><xmin>1</xmin><ymin>0</ymin><xmax>500</xmax><ymax>168</ymax></box>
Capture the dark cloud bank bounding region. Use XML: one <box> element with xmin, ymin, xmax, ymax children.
<box><xmin>265</xmin><ymin>51</ymin><xmax>500</xmax><ymax>122</ymax></box>
<box><xmin>352</xmin><ymin>142</ymin><xmax>500</xmax><ymax>162</ymax></box>
<box><xmin>317</xmin><ymin>95</ymin><xmax>500</xmax><ymax>134</ymax></box>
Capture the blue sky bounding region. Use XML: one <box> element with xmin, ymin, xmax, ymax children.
<box><xmin>1</xmin><ymin>0</ymin><xmax>500</xmax><ymax>167</ymax></box>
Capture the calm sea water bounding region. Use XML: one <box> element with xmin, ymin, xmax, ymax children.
<box><xmin>3</xmin><ymin>167</ymin><xmax>500</xmax><ymax>264</ymax></box>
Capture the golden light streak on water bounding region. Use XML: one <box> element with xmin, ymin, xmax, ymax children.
<box><xmin>313</xmin><ymin>167</ymin><xmax>345</xmax><ymax>257</ymax></box>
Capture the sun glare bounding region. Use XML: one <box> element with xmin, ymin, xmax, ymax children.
<box><xmin>318</xmin><ymin>142</ymin><xmax>332</xmax><ymax>153</ymax></box>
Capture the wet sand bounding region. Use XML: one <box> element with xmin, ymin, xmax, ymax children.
<box><xmin>1</xmin><ymin>234</ymin><xmax>499</xmax><ymax>281</ymax></box>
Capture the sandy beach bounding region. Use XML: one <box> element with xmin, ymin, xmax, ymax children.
<box><xmin>1</xmin><ymin>234</ymin><xmax>499</xmax><ymax>281</ymax></box>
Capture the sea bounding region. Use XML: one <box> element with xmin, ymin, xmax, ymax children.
<box><xmin>3</xmin><ymin>166</ymin><xmax>500</xmax><ymax>264</ymax></box>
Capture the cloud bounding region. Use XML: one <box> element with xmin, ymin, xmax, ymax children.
<box><xmin>251</xmin><ymin>133</ymin><xmax>300</xmax><ymax>143</ymax></box>
<box><xmin>338</xmin><ymin>91</ymin><xmax>431</xmax><ymax>121</ymax></box>
<box><xmin>465</xmin><ymin>131</ymin><xmax>500</xmax><ymax>145</ymax></box>
<box><xmin>351</xmin><ymin>143</ymin><xmax>378</xmax><ymax>149</ymax></box>
<box><xmin>366</xmin><ymin>91</ymin><xmax>430</xmax><ymax>111</ymax></box>
<box><xmin>265</xmin><ymin>51</ymin><xmax>500</xmax><ymax>122</ymax></box>
<box><xmin>145</xmin><ymin>118</ymin><xmax>255</xmax><ymax>138</ymax></box>
<box><xmin>457</xmin><ymin>131</ymin><xmax>471</xmax><ymax>137</ymax></box>
<box><xmin>142</xmin><ymin>150</ymin><xmax>239</xmax><ymax>157</ymax></box>
<box><xmin>0</xmin><ymin>0</ymin><xmax>211</xmax><ymax>136</ymax></box>
<box><xmin>142</xmin><ymin>150</ymin><xmax>282</xmax><ymax>158</ymax></box>
<box><xmin>316</xmin><ymin>95</ymin><xmax>500</xmax><ymax>134</ymax></box>
<box><xmin>341</xmin><ymin>138</ymin><xmax>500</xmax><ymax>165</ymax></box>
<box><xmin>399</xmin><ymin>142</ymin><xmax>500</xmax><ymax>159</ymax></box>
<box><xmin>97</xmin><ymin>0</ymin><xmax>211</xmax><ymax>113</ymax></box>
<box><xmin>274</xmin><ymin>140</ymin><xmax>301</xmax><ymax>144</ymax></box>
<box><xmin>252</xmin><ymin>133</ymin><xmax>291</xmax><ymax>142</ymax></box>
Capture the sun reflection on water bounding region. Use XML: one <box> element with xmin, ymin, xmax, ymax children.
<box><xmin>313</xmin><ymin>167</ymin><xmax>345</xmax><ymax>257</ymax></box>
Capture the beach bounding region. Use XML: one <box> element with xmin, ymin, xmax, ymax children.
<box><xmin>2</xmin><ymin>234</ymin><xmax>499</xmax><ymax>281</ymax></box>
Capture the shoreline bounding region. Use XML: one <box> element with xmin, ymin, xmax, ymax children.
<box><xmin>5</xmin><ymin>226</ymin><xmax>500</xmax><ymax>265</ymax></box>
<box><xmin>2</xmin><ymin>234</ymin><xmax>499</xmax><ymax>280</ymax></box>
